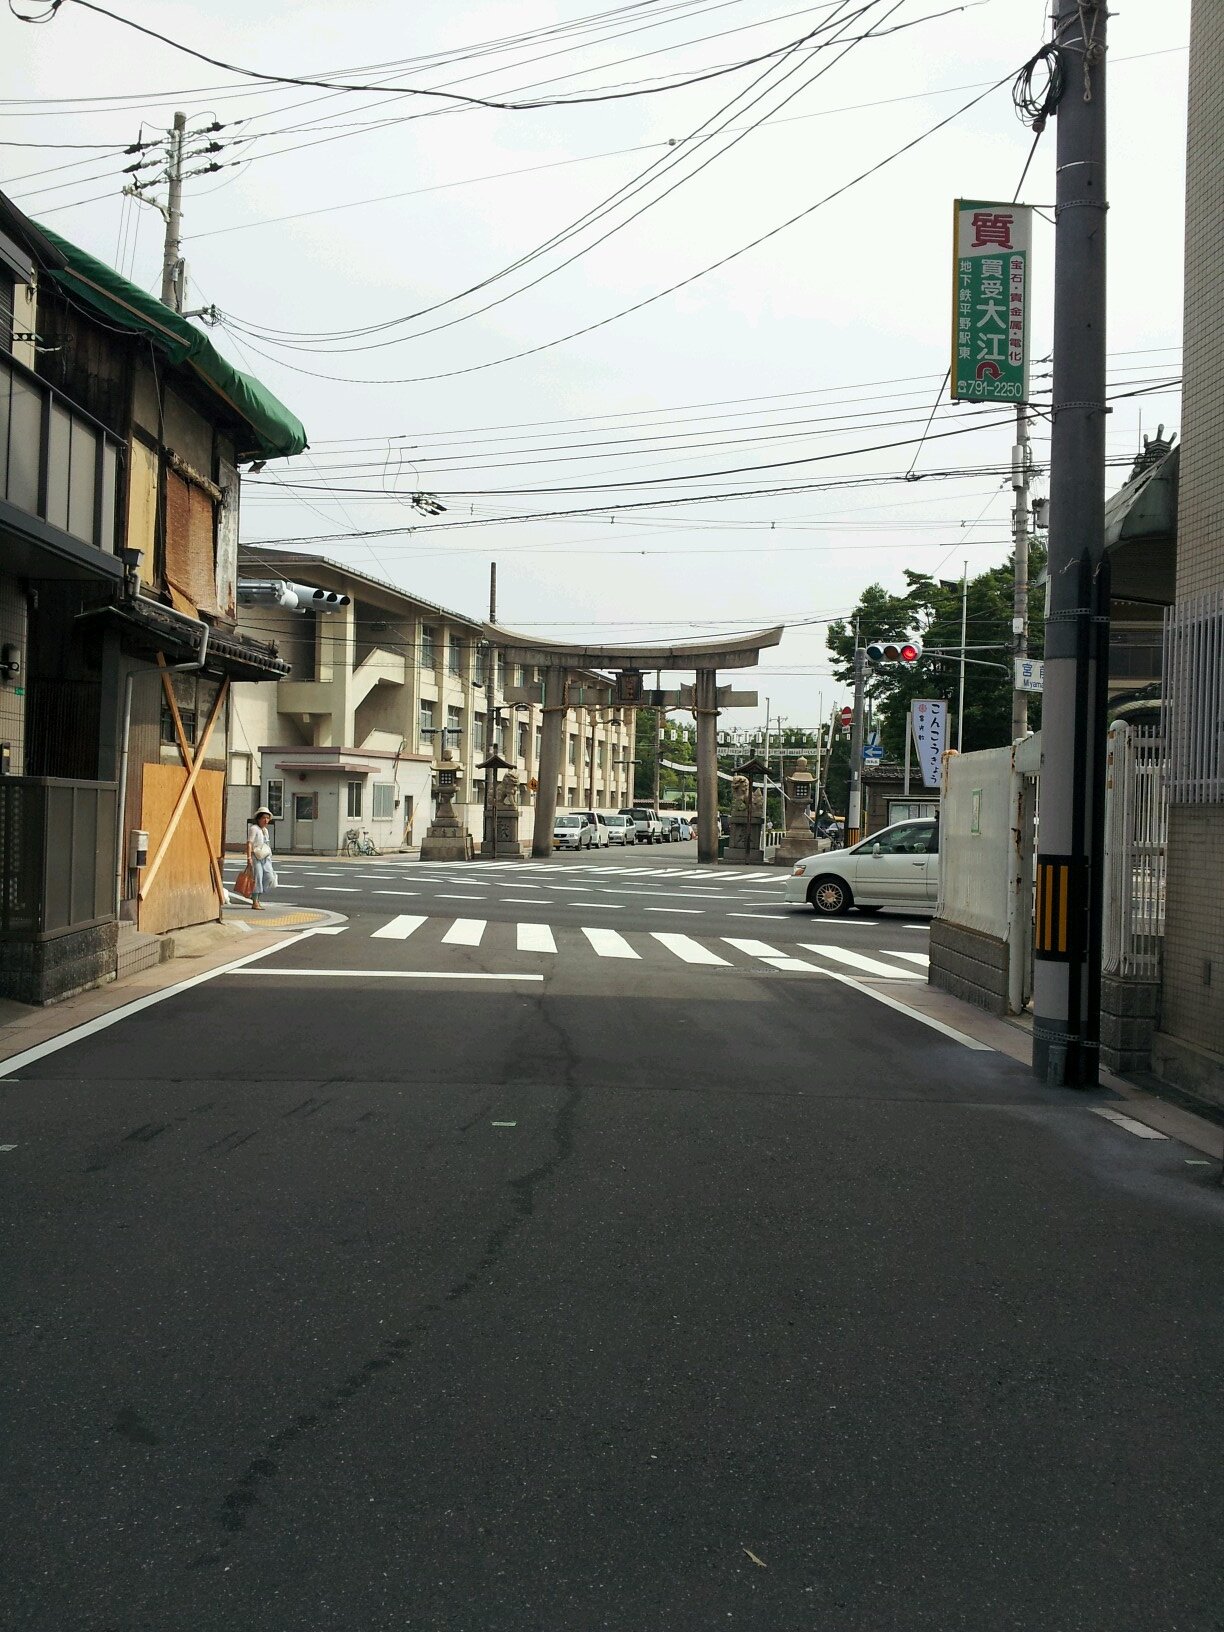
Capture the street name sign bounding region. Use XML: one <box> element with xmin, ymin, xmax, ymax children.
<box><xmin>1015</xmin><ymin>658</ymin><xmax>1044</xmax><ymax>693</ymax></box>
<box><xmin>952</xmin><ymin>200</ymin><xmax>1032</xmax><ymax>403</ymax></box>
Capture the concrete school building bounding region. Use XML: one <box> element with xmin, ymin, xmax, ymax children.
<box><xmin>227</xmin><ymin>549</ymin><xmax>637</xmax><ymax>853</ymax></box>
<box><xmin>0</xmin><ymin>190</ymin><xmax>304</xmax><ymax>1002</ymax></box>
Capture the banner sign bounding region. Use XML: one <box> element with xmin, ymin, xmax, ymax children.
<box><xmin>911</xmin><ymin>699</ymin><xmax>949</xmax><ymax>788</ymax></box>
<box><xmin>951</xmin><ymin>200</ymin><xmax>1031</xmax><ymax>403</ymax></box>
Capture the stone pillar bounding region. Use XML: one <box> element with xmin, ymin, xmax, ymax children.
<box><xmin>724</xmin><ymin>776</ymin><xmax>765</xmax><ymax>863</ymax></box>
<box><xmin>480</xmin><ymin>766</ymin><xmax>528</xmax><ymax>859</ymax></box>
<box><xmin>532</xmin><ymin>665</ymin><xmax>567</xmax><ymax>858</ymax></box>
<box><xmin>775</xmin><ymin>756</ymin><xmax>815</xmax><ymax>866</ymax></box>
<box><xmin>695</xmin><ymin>668</ymin><xmax>719</xmax><ymax>863</ymax></box>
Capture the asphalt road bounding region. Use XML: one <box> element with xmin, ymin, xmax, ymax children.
<box><xmin>3</xmin><ymin>845</ymin><xmax>1224</xmax><ymax>1631</ymax></box>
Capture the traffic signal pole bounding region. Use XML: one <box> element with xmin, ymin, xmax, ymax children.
<box><xmin>1032</xmin><ymin>0</ymin><xmax>1108</xmax><ymax>1087</ymax></box>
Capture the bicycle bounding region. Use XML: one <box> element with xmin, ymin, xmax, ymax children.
<box><xmin>343</xmin><ymin>827</ymin><xmax>378</xmax><ymax>857</ymax></box>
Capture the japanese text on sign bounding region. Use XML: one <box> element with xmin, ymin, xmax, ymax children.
<box><xmin>951</xmin><ymin>200</ymin><xmax>1031</xmax><ymax>403</ymax></box>
<box><xmin>910</xmin><ymin>699</ymin><xmax>949</xmax><ymax>789</ymax></box>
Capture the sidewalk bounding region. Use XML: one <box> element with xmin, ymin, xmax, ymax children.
<box><xmin>0</xmin><ymin>902</ymin><xmax>339</xmax><ymax>1074</ymax></box>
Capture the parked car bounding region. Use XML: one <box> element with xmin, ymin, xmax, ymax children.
<box><xmin>660</xmin><ymin>814</ymin><xmax>691</xmax><ymax>842</ymax></box>
<box><xmin>620</xmin><ymin>807</ymin><xmax>664</xmax><ymax>844</ymax></box>
<box><xmin>576</xmin><ymin>810</ymin><xmax>610</xmax><ymax>848</ymax></box>
<box><xmin>604</xmin><ymin>813</ymin><xmax>636</xmax><ymax>846</ymax></box>
<box><xmin>553</xmin><ymin>814</ymin><xmax>596</xmax><ymax>850</ymax></box>
<box><xmin>783</xmin><ymin>817</ymin><xmax>939</xmax><ymax>915</ymax></box>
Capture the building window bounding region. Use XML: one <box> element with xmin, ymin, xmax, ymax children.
<box><xmin>535</xmin><ymin>727</ymin><xmax>542</xmax><ymax>760</ymax></box>
<box><xmin>372</xmin><ymin>781</ymin><xmax>395</xmax><ymax>820</ymax></box>
<box><xmin>473</xmin><ymin>713</ymin><xmax>486</xmax><ymax>752</ymax></box>
<box><xmin>567</xmin><ymin>735</ymin><xmax>577</xmax><ymax>767</ymax></box>
<box><xmin>419</xmin><ymin>699</ymin><xmax>436</xmax><ymax>749</ymax></box>
<box><xmin>448</xmin><ymin>636</ymin><xmax>462</xmax><ymax>676</ymax></box>
<box><xmin>496</xmin><ymin>653</ymin><xmax>506</xmax><ymax>690</ymax></box>
<box><xmin>517</xmin><ymin>722</ymin><xmax>528</xmax><ymax>763</ymax></box>
<box><xmin>346</xmin><ymin>780</ymin><xmax>363</xmax><ymax>818</ymax></box>
<box><xmin>420</xmin><ymin>624</ymin><xmax>436</xmax><ymax>669</ymax></box>
<box><xmin>160</xmin><ymin>702</ymin><xmax>196</xmax><ymax>747</ymax></box>
<box><xmin>266</xmin><ymin>778</ymin><xmax>284</xmax><ymax>819</ymax></box>
<box><xmin>294</xmin><ymin>792</ymin><xmax>318</xmax><ymax>821</ymax></box>
<box><xmin>446</xmin><ymin>704</ymin><xmax>463</xmax><ymax>743</ymax></box>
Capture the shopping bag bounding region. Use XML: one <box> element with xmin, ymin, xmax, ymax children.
<box><xmin>232</xmin><ymin>865</ymin><xmax>255</xmax><ymax>899</ymax></box>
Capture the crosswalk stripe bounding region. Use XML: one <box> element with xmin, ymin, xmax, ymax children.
<box><xmin>887</xmin><ymin>951</ymin><xmax>930</xmax><ymax>967</ymax></box>
<box><xmin>651</xmin><ymin>933</ymin><xmax>729</xmax><ymax>966</ymax></box>
<box><xmin>517</xmin><ymin>923</ymin><xmax>557</xmax><ymax>953</ymax></box>
<box><xmin>443</xmin><ymin>918</ymin><xmax>486</xmax><ymax>946</ymax></box>
<box><xmin>371</xmin><ymin>914</ymin><xmax>427</xmax><ymax>940</ymax></box>
<box><xmin>799</xmin><ymin>944</ymin><xmax>924</xmax><ymax>979</ymax></box>
<box><xmin>722</xmin><ymin>937</ymin><xmax>783</xmax><ymax>958</ymax></box>
<box><xmin>582</xmin><ymin>927</ymin><xmax>639</xmax><ymax>959</ymax></box>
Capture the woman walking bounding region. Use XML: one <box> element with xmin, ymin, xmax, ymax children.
<box><xmin>246</xmin><ymin>805</ymin><xmax>277</xmax><ymax>911</ymax></box>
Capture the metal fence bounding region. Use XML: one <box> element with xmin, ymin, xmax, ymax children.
<box><xmin>0</xmin><ymin>776</ymin><xmax>117</xmax><ymax>938</ymax></box>
<box><xmin>1163</xmin><ymin>587</ymin><xmax>1224</xmax><ymax>803</ymax></box>
<box><xmin>1102</xmin><ymin>723</ymin><xmax>1167</xmax><ymax>979</ymax></box>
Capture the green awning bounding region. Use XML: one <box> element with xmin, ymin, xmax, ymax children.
<box><xmin>34</xmin><ymin>223</ymin><xmax>307</xmax><ymax>461</ymax></box>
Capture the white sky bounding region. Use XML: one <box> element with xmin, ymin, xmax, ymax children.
<box><xmin>2</xmin><ymin>0</ymin><xmax>1189</xmax><ymax>729</ymax></box>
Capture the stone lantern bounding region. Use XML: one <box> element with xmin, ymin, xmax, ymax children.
<box><xmin>776</xmin><ymin>756</ymin><xmax>816</xmax><ymax>866</ymax></box>
<box><xmin>420</xmin><ymin>745</ymin><xmax>472</xmax><ymax>862</ymax></box>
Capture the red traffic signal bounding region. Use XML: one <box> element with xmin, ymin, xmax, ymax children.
<box><xmin>866</xmin><ymin>636</ymin><xmax>923</xmax><ymax>666</ymax></box>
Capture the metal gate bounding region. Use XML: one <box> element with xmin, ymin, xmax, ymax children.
<box><xmin>1102</xmin><ymin>722</ymin><xmax>1167</xmax><ymax>979</ymax></box>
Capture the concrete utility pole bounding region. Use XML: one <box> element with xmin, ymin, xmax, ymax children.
<box><xmin>1011</xmin><ymin>406</ymin><xmax>1033</xmax><ymax>741</ymax></box>
<box><xmin>1033</xmin><ymin>0</ymin><xmax>1109</xmax><ymax>1087</ymax></box>
<box><xmin>652</xmin><ymin>671</ymin><xmax>662</xmax><ymax>810</ymax></box>
<box><xmin>845</xmin><ymin>649</ymin><xmax>867</xmax><ymax>844</ymax></box>
<box><xmin>160</xmin><ymin>111</ymin><xmax>186</xmax><ymax>311</ymax></box>
<box><xmin>957</xmin><ymin>561</ymin><xmax>968</xmax><ymax>751</ymax></box>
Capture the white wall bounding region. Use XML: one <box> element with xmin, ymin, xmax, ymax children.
<box><xmin>936</xmin><ymin>746</ymin><xmax>1015</xmax><ymax>939</ymax></box>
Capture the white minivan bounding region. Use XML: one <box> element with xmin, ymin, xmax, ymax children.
<box><xmin>784</xmin><ymin>818</ymin><xmax>939</xmax><ymax>915</ymax></box>
<box><xmin>553</xmin><ymin>814</ymin><xmax>597</xmax><ymax>850</ymax></box>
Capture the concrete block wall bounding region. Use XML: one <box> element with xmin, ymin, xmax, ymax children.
<box><xmin>928</xmin><ymin>919</ymin><xmax>1009</xmax><ymax>1016</ymax></box>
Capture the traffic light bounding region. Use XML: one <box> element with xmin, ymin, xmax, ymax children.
<box><xmin>866</xmin><ymin>636</ymin><xmax>923</xmax><ymax>666</ymax></box>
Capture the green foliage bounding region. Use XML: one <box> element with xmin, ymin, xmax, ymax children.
<box><xmin>826</xmin><ymin>547</ymin><xmax>1046</xmax><ymax>759</ymax></box>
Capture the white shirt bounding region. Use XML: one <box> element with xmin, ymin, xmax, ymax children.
<box><xmin>248</xmin><ymin>822</ymin><xmax>273</xmax><ymax>860</ymax></box>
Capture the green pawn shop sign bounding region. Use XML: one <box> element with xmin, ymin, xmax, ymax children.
<box><xmin>951</xmin><ymin>199</ymin><xmax>1032</xmax><ymax>404</ymax></box>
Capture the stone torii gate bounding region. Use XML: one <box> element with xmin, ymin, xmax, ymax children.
<box><xmin>484</xmin><ymin>622</ymin><xmax>783</xmax><ymax>863</ymax></box>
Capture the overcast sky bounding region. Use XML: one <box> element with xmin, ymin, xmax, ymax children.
<box><xmin>3</xmin><ymin>0</ymin><xmax>1189</xmax><ymax>730</ymax></box>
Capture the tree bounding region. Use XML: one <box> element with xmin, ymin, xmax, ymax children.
<box><xmin>826</xmin><ymin>548</ymin><xmax>1045</xmax><ymax>760</ymax></box>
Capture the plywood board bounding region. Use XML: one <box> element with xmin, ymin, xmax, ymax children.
<box><xmin>137</xmin><ymin>762</ymin><xmax>224</xmax><ymax>935</ymax></box>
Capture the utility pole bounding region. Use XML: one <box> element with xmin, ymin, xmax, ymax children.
<box><xmin>957</xmin><ymin>561</ymin><xmax>968</xmax><ymax>751</ymax></box>
<box><xmin>652</xmin><ymin>670</ymin><xmax>662</xmax><ymax>810</ymax></box>
<box><xmin>846</xmin><ymin>649</ymin><xmax>867</xmax><ymax>844</ymax></box>
<box><xmin>1033</xmin><ymin>0</ymin><xmax>1108</xmax><ymax>1087</ymax></box>
<box><xmin>1011</xmin><ymin>406</ymin><xmax>1033</xmax><ymax>740</ymax></box>
<box><xmin>159</xmin><ymin>111</ymin><xmax>186</xmax><ymax>311</ymax></box>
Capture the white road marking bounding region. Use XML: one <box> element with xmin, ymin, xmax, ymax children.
<box><xmin>887</xmin><ymin>951</ymin><xmax>931</xmax><ymax>967</ymax></box>
<box><xmin>371</xmin><ymin>915</ymin><xmax>426</xmax><ymax>940</ymax></box>
<box><xmin>246</xmin><ymin>970</ymin><xmax>543</xmax><ymax>982</ymax></box>
<box><xmin>318</xmin><ymin>886</ymin><xmax>359</xmax><ymax>893</ymax></box>
<box><xmin>1091</xmin><ymin>1107</ymin><xmax>1169</xmax><ymax>1140</ymax></box>
<box><xmin>800</xmin><ymin>945</ymin><xmax>924</xmax><ymax>980</ymax></box>
<box><xmin>435</xmin><ymin>893</ymin><xmax>487</xmax><ymax>901</ymax></box>
<box><xmin>564</xmin><ymin>901</ymin><xmax>623</xmax><ymax>909</ymax></box>
<box><xmin>722</xmin><ymin>937</ymin><xmax>784</xmax><ymax>959</ymax></box>
<box><xmin>644</xmin><ymin>906</ymin><xmax>703</xmax><ymax>914</ymax></box>
<box><xmin>443</xmin><ymin>918</ymin><xmax>486</xmax><ymax>946</ymax></box>
<box><xmin>728</xmin><ymin>911</ymin><xmax>794</xmax><ymax>920</ymax></box>
<box><xmin>503</xmin><ymin>897</ymin><xmax>548</xmax><ymax>904</ymax></box>
<box><xmin>582</xmin><ymin>927</ymin><xmax>639</xmax><ymax>959</ymax></box>
<box><xmin>0</xmin><ymin>1144</ymin><xmax>17</xmax><ymax>1152</ymax></box>
<box><xmin>517</xmin><ymin>923</ymin><xmax>557</xmax><ymax>953</ymax></box>
<box><xmin>651</xmin><ymin>933</ymin><xmax>729</xmax><ymax>966</ymax></box>
<box><xmin>373</xmin><ymin>889</ymin><xmax>419</xmax><ymax>897</ymax></box>
<box><xmin>762</xmin><ymin>957</ymin><xmax>828</xmax><ymax>973</ymax></box>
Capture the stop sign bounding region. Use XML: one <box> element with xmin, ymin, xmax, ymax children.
<box><xmin>839</xmin><ymin>706</ymin><xmax>853</xmax><ymax>728</ymax></box>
